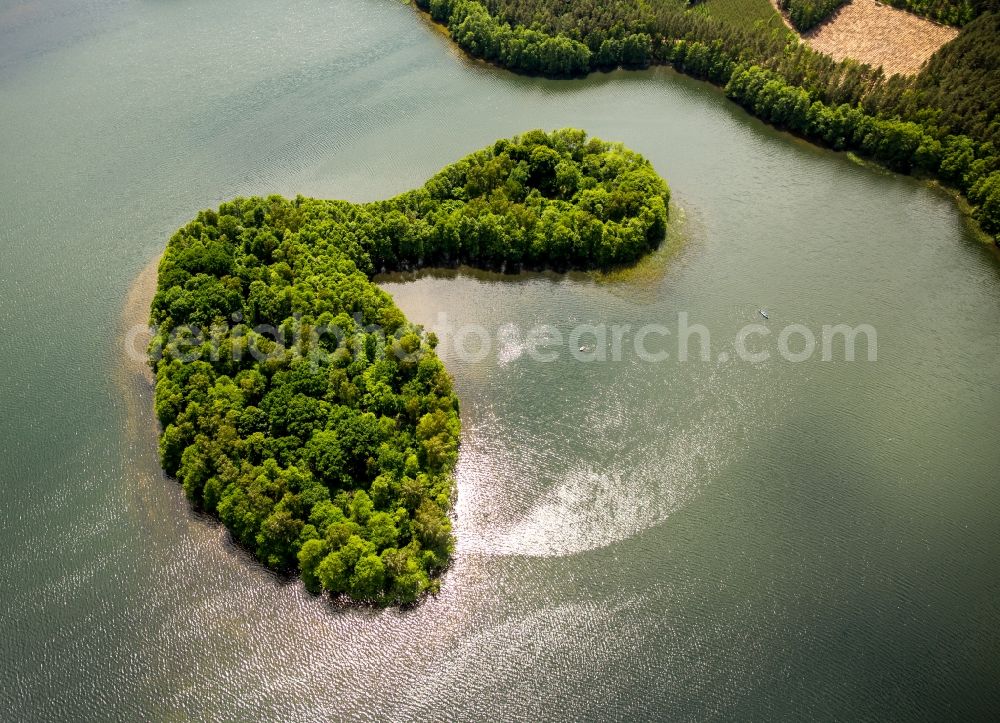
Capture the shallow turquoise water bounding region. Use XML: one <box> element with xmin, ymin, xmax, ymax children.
<box><xmin>1</xmin><ymin>0</ymin><xmax>999</xmax><ymax>718</ymax></box>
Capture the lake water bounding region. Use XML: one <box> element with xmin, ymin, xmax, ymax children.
<box><xmin>1</xmin><ymin>0</ymin><xmax>999</xmax><ymax>718</ymax></box>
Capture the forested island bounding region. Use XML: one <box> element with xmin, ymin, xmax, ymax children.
<box><xmin>413</xmin><ymin>0</ymin><xmax>1000</xmax><ymax>244</ymax></box>
<box><xmin>149</xmin><ymin>130</ymin><xmax>669</xmax><ymax>604</ymax></box>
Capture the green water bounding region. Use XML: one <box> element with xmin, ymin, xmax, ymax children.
<box><xmin>1</xmin><ymin>0</ymin><xmax>999</xmax><ymax>718</ymax></box>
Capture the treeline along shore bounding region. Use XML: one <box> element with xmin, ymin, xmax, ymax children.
<box><xmin>414</xmin><ymin>0</ymin><xmax>1000</xmax><ymax>245</ymax></box>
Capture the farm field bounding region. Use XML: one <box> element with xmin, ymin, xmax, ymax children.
<box><xmin>773</xmin><ymin>0</ymin><xmax>960</xmax><ymax>74</ymax></box>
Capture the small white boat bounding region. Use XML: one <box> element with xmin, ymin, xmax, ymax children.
<box><xmin>759</xmin><ymin>309</ymin><xmax>769</xmax><ymax>319</ymax></box>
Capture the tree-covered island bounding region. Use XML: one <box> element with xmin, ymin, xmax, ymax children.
<box><xmin>149</xmin><ymin>129</ymin><xmax>669</xmax><ymax>604</ymax></box>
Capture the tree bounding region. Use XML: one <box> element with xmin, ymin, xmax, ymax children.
<box><xmin>349</xmin><ymin>554</ymin><xmax>386</xmax><ymax>600</ymax></box>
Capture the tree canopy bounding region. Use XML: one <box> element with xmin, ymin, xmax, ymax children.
<box><xmin>883</xmin><ymin>0</ymin><xmax>998</xmax><ymax>26</ymax></box>
<box><xmin>778</xmin><ymin>0</ymin><xmax>847</xmax><ymax>31</ymax></box>
<box><xmin>149</xmin><ymin>129</ymin><xmax>669</xmax><ymax>604</ymax></box>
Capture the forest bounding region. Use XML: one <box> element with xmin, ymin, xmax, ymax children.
<box><xmin>883</xmin><ymin>0</ymin><xmax>998</xmax><ymax>25</ymax></box>
<box><xmin>149</xmin><ymin>130</ymin><xmax>670</xmax><ymax>604</ymax></box>
<box><xmin>414</xmin><ymin>0</ymin><xmax>1000</xmax><ymax>243</ymax></box>
<box><xmin>778</xmin><ymin>0</ymin><xmax>847</xmax><ymax>32</ymax></box>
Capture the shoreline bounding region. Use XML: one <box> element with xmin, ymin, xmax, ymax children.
<box><xmin>114</xmin><ymin>252</ymin><xmax>175</xmax><ymax>534</ymax></box>
<box><xmin>407</xmin><ymin>2</ymin><xmax>997</xmax><ymax>249</ymax></box>
<box><xmin>118</xmin><ymin>254</ymin><xmax>159</xmax><ymax>388</ymax></box>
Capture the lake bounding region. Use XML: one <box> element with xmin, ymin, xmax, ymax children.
<box><xmin>1</xmin><ymin>0</ymin><xmax>998</xmax><ymax>718</ymax></box>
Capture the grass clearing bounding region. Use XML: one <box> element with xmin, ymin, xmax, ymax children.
<box><xmin>692</xmin><ymin>0</ymin><xmax>791</xmax><ymax>30</ymax></box>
